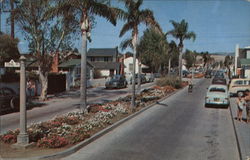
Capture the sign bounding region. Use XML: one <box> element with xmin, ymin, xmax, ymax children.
<box><xmin>4</xmin><ymin>59</ymin><xmax>20</xmax><ymax>67</ymax></box>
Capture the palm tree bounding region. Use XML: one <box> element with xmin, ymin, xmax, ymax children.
<box><xmin>167</xmin><ymin>19</ymin><xmax>196</xmax><ymax>81</ymax></box>
<box><xmin>224</xmin><ymin>55</ymin><xmax>234</xmax><ymax>79</ymax></box>
<box><xmin>168</xmin><ymin>40</ymin><xmax>178</xmax><ymax>75</ymax></box>
<box><xmin>51</xmin><ymin>0</ymin><xmax>120</xmax><ymax>113</ymax></box>
<box><xmin>119</xmin><ymin>0</ymin><xmax>162</xmax><ymax>109</ymax></box>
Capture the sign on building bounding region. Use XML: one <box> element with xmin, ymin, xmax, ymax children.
<box><xmin>4</xmin><ymin>59</ymin><xmax>20</xmax><ymax>67</ymax></box>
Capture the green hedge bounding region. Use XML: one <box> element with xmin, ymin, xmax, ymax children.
<box><xmin>156</xmin><ymin>76</ymin><xmax>182</xmax><ymax>89</ymax></box>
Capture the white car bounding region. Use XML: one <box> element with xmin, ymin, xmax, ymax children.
<box><xmin>229</xmin><ymin>78</ymin><xmax>250</xmax><ymax>97</ymax></box>
<box><xmin>205</xmin><ymin>84</ymin><xmax>230</xmax><ymax>108</ymax></box>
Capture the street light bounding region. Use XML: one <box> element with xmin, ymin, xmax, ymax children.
<box><xmin>13</xmin><ymin>44</ymin><xmax>30</xmax><ymax>149</ymax></box>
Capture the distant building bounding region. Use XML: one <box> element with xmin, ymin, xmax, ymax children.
<box><xmin>236</xmin><ymin>46</ymin><xmax>250</xmax><ymax>78</ymax></box>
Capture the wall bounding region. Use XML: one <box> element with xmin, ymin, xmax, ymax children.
<box><xmin>100</xmin><ymin>70</ymin><xmax>110</xmax><ymax>77</ymax></box>
<box><xmin>123</xmin><ymin>57</ymin><xmax>139</xmax><ymax>75</ymax></box>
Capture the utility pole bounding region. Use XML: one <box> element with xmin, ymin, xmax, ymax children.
<box><xmin>0</xmin><ymin>0</ymin><xmax>3</xmax><ymax>33</ymax></box>
<box><xmin>10</xmin><ymin>0</ymin><xmax>14</xmax><ymax>38</ymax></box>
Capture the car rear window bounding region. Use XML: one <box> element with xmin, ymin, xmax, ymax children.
<box><xmin>234</xmin><ymin>80</ymin><xmax>243</xmax><ymax>85</ymax></box>
<box><xmin>209</xmin><ymin>88</ymin><xmax>226</xmax><ymax>93</ymax></box>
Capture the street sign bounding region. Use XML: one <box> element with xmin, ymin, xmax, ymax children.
<box><xmin>4</xmin><ymin>59</ymin><xmax>20</xmax><ymax>67</ymax></box>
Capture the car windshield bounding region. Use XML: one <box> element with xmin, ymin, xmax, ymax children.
<box><xmin>112</xmin><ymin>75</ymin><xmax>121</xmax><ymax>80</ymax></box>
<box><xmin>209</xmin><ymin>88</ymin><xmax>226</xmax><ymax>93</ymax></box>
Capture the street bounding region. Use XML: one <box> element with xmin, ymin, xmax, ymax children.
<box><xmin>62</xmin><ymin>78</ymin><xmax>239</xmax><ymax>160</ymax></box>
<box><xmin>0</xmin><ymin>82</ymin><xmax>155</xmax><ymax>134</ymax></box>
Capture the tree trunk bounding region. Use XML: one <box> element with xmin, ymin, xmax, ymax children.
<box><xmin>80</xmin><ymin>31</ymin><xmax>87</xmax><ymax>114</ymax></box>
<box><xmin>131</xmin><ymin>33</ymin><xmax>137</xmax><ymax>109</ymax></box>
<box><xmin>168</xmin><ymin>57</ymin><xmax>171</xmax><ymax>76</ymax></box>
<box><xmin>39</xmin><ymin>66</ymin><xmax>48</xmax><ymax>101</ymax></box>
<box><xmin>179</xmin><ymin>48</ymin><xmax>183</xmax><ymax>82</ymax></box>
<box><xmin>137</xmin><ymin>59</ymin><xmax>141</xmax><ymax>93</ymax></box>
<box><xmin>80</xmin><ymin>12</ymin><xmax>88</xmax><ymax>114</ymax></box>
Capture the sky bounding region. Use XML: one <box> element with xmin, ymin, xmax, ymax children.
<box><xmin>1</xmin><ymin>0</ymin><xmax>250</xmax><ymax>54</ymax></box>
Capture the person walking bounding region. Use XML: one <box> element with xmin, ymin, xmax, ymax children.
<box><xmin>244</xmin><ymin>91</ymin><xmax>250</xmax><ymax>123</ymax></box>
<box><xmin>236</xmin><ymin>93</ymin><xmax>245</xmax><ymax>122</ymax></box>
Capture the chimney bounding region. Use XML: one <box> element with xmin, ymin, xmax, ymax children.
<box><xmin>51</xmin><ymin>52</ymin><xmax>59</xmax><ymax>73</ymax></box>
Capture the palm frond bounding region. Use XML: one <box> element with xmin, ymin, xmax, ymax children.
<box><xmin>119</xmin><ymin>21</ymin><xmax>134</xmax><ymax>37</ymax></box>
<box><xmin>139</xmin><ymin>9</ymin><xmax>163</xmax><ymax>34</ymax></box>
<box><xmin>120</xmin><ymin>38</ymin><xmax>133</xmax><ymax>51</ymax></box>
<box><xmin>89</xmin><ymin>0</ymin><xmax>118</xmax><ymax>25</ymax></box>
<box><xmin>184</xmin><ymin>31</ymin><xmax>196</xmax><ymax>41</ymax></box>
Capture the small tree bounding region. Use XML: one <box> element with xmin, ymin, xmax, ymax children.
<box><xmin>13</xmin><ymin>0</ymin><xmax>77</xmax><ymax>101</ymax></box>
<box><xmin>224</xmin><ymin>55</ymin><xmax>233</xmax><ymax>79</ymax></box>
<box><xmin>0</xmin><ymin>33</ymin><xmax>19</xmax><ymax>66</ymax></box>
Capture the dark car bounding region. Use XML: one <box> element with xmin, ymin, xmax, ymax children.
<box><xmin>214</xmin><ymin>71</ymin><xmax>225</xmax><ymax>79</ymax></box>
<box><xmin>0</xmin><ymin>87</ymin><xmax>19</xmax><ymax>113</ymax></box>
<box><xmin>130</xmin><ymin>74</ymin><xmax>147</xmax><ymax>84</ymax></box>
<box><xmin>105</xmin><ymin>75</ymin><xmax>127</xmax><ymax>89</ymax></box>
<box><xmin>182</xmin><ymin>70</ymin><xmax>190</xmax><ymax>77</ymax></box>
<box><xmin>211</xmin><ymin>78</ymin><xmax>227</xmax><ymax>85</ymax></box>
<box><xmin>205</xmin><ymin>70</ymin><xmax>212</xmax><ymax>78</ymax></box>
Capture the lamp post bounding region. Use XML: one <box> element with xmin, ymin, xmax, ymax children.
<box><xmin>13</xmin><ymin>55</ymin><xmax>29</xmax><ymax>148</ymax></box>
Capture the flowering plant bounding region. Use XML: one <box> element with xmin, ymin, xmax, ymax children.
<box><xmin>37</xmin><ymin>135</ymin><xmax>68</xmax><ymax>148</ymax></box>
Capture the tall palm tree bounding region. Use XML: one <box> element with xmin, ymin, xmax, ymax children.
<box><xmin>53</xmin><ymin>0</ymin><xmax>120</xmax><ymax>113</ymax></box>
<box><xmin>167</xmin><ymin>19</ymin><xmax>196</xmax><ymax>81</ymax></box>
<box><xmin>224</xmin><ymin>55</ymin><xmax>233</xmax><ymax>78</ymax></box>
<box><xmin>119</xmin><ymin>0</ymin><xmax>162</xmax><ymax>109</ymax></box>
<box><xmin>168</xmin><ymin>40</ymin><xmax>178</xmax><ymax>75</ymax></box>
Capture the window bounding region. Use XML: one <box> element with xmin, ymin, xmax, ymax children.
<box><xmin>234</xmin><ymin>80</ymin><xmax>243</xmax><ymax>85</ymax></box>
<box><xmin>90</xmin><ymin>57</ymin><xmax>95</xmax><ymax>62</ymax></box>
<box><xmin>209</xmin><ymin>88</ymin><xmax>225</xmax><ymax>93</ymax></box>
<box><xmin>76</xmin><ymin>67</ymin><xmax>81</xmax><ymax>76</ymax></box>
<box><xmin>104</xmin><ymin>57</ymin><xmax>109</xmax><ymax>62</ymax></box>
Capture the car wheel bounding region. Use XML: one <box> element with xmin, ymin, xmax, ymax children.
<box><xmin>237</xmin><ymin>91</ymin><xmax>244</xmax><ymax>97</ymax></box>
<box><xmin>10</xmin><ymin>97</ymin><xmax>19</xmax><ymax>111</ymax></box>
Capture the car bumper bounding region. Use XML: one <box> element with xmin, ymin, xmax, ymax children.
<box><xmin>205</xmin><ymin>101</ymin><xmax>229</xmax><ymax>107</ymax></box>
<box><xmin>105</xmin><ymin>84</ymin><xmax>119</xmax><ymax>89</ymax></box>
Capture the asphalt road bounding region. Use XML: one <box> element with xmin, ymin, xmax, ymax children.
<box><xmin>62</xmin><ymin>78</ymin><xmax>240</xmax><ymax>160</ymax></box>
<box><xmin>0</xmin><ymin>82</ymin><xmax>155</xmax><ymax>134</ymax></box>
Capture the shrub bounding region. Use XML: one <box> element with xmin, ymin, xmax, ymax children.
<box><xmin>66</xmin><ymin>132</ymin><xmax>90</xmax><ymax>144</ymax></box>
<box><xmin>27</xmin><ymin>129</ymin><xmax>45</xmax><ymax>143</ymax></box>
<box><xmin>156</xmin><ymin>76</ymin><xmax>182</xmax><ymax>89</ymax></box>
<box><xmin>0</xmin><ymin>129</ymin><xmax>19</xmax><ymax>144</ymax></box>
<box><xmin>37</xmin><ymin>135</ymin><xmax>68</xmax><ymax>148</ymax></box>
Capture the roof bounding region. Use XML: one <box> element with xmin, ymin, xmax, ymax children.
<box><xmin>87</xmin><ymin>48</ymin><xmax>118</xmax><ymax>57</ymax></box>
<box><xmin>59</xmin><ymin>59</ymin><xmax>94</xmax><ymax>68</ymax></box>
<box><xmin>240</xmin><ymin>59</ymin><xmax>250</xmax><ymax>66</ymax></box>
<box><xmin>90</xmin><ymin>62</ymin><xmax>121</xmax><ymax>70</ymax></box>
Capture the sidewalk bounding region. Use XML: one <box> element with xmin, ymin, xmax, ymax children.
<box><xmin>230</xmin><ymin>98</ymin><xmax>250</xmax><ymax>160</ymax></box>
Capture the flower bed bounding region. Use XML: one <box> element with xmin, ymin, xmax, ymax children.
<box><xmin>0</xmin><ymin>85</ymin><xmax>177</xmax><ymax>149</ymax></box>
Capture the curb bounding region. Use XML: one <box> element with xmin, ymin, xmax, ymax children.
<box><xmin>229</xmin><ymin>102</ymin><xmax>243</xmax><ymax>160</ymax></box>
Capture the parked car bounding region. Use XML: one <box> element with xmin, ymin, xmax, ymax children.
<box><xmin>130</xmin><ymin>74</ymin><xmax>147</xmax><ymax>84</ymax></box>
<box><xmin>105</xmin><ymin>75</ymin><xmax>127</xmax><ymax>89</ymax></box>
<box><xmin>212</xmin><ymin>78</ymin><xmax>227</xmax><ymax>85</ymax></box>
<box><xmin>229</xmin><ymin>78</ymin><xmax>250</xmax><ymax>97</ymax></box>
<box><xmin>205</xmin><ymin>84</ymin><xmax>230</xmax><ymax>108</ymax></box>
<box><xmin>0</xmin><ymin>87</ymin><xmax>19</xmax><ymax>113</ymax></box>
<box><xmin>205</xmin><ymin>70</ymin><xmax>212</xmax><ymax>78</ymax></box>
<box><xmin>144</xmin><ymin>73</ymin><xmax>155</xmax><ymax>83</ymax></box>
<box><xmin>182</xmin><ymin>70</ymin><xmax>190</xmax><ymax>77</ymax></box>
<box><xmin>214</xmin><ymin>71</ymin><xmax>225</xmax><ymax>79</ymax></box>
